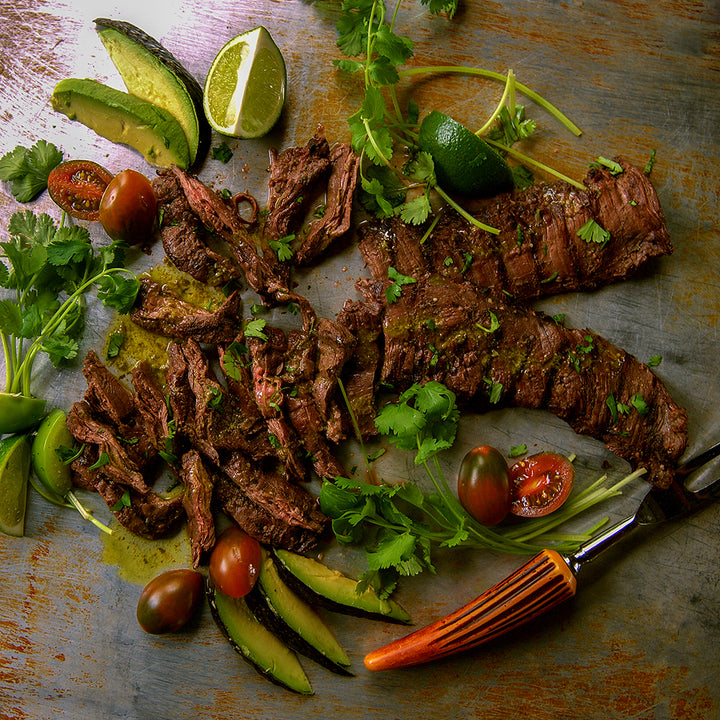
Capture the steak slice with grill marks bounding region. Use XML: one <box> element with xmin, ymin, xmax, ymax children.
<box><xmin>367</xmin><ymin>274</ymin><xmax>687</xmax><ymax>488</ymax></box>
<box><xmin>181</xmin><ymin>450</ymin><xmax>216</xmax><ymax>568</ymax></box>
<box><xmin>131</xmin><ymin>277</ymin><xmax>241</xmax><ymax>344</ymax></box>
<box><xmin>359</xmin><ymin>160</ymin><xmax>673</xmax><ymax>303</ymax></box>
<box><xmin>152</xmin><ymin>168</ymin><xmax>240</xmax><ymax>287</ymax></box>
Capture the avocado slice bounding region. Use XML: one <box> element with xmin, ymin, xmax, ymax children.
<box><xmin>51</xmin><ymin>78</ymin><xmax>190</xmax><ymax>169</ymax></box>
<box><xmin>207</xmin><ymin>580</ymin><xmax>313</xmax><ymax>695</ymax></box>
<box><xmin>273</xmin><ymin>549</ymin><xmax>412</xmax><ymax>625</ymax></box>
<box><xmin>246</xmin><ymin>549</ymin><xmax>353</xmax><ymax>676</ymax></box>
<box><xmin>94</xmin><ymin>18</ymin><xmax>210</xmax><ymax>168</ymax></box>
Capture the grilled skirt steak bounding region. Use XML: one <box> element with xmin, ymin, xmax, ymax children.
<box><xmin>359</xmin><ymin>159</ymin><xmax>673</xmax><ymax>302</ymax></box>
<box><xmin>362</xmin><ymin>274</ymin><xmax>687</xmax><ymax>488</ymax></box>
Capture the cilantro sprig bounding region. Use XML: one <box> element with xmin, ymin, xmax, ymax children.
<box><xmin>0</xmin><ymin>141</ymin><xmax>63</xmax><ymax>202</ymax></box>
<box><xmin>334</xmin><ymin>0</ymin><xmax>584</xmax><ymax>235</ymax></box>
<box><xmin>0</xmin><ymin>210</ymin><xmax>139</xmax><ymax>397</ymax></box>
<box><xmin>321</xmin><ymin>379</ymin><xmax>642</xmax><ymax>596</ymax></box>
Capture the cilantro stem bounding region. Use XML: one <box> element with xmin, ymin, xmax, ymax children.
<box><xmin>433</xmin><ymin>184</ymin><xmax>500</xmax><ymax>234</ymax></box>
<box><xmin>475</xmin><ymin>69</ymin><xmax>515</xmax><ymax>136</ymax></box>
<box><xmin>484</xmin><ymin>137</ymin><xmax>586</xmax><ymax>190</ymax></box>
<box><xmin>398</xmin><ymin>65</ymin><xmax>582</xmax><ymax>136</ymax></box>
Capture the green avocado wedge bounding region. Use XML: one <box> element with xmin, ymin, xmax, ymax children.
<box><xmin>245</xmin><ymin>549</ymin><xmax>353</xmax><ymax>676</ymax></box>
<box><xmin>273</xmin><ymin>549</ymin><xmax>412</xmax><ymax>625</ymax></box>
<box><xmin>51</xmin><ymin>78</ymin><xmax>190</xmax><ymax>169</ymax></box>
<box><xmin>206</xmin><ymin>580</ymin><xmax>313</xmax><ymax>695</ymax></box>
<box><xmin>94</xmin><ymin>18</ymin><xmax>210</xmax><ymax>168</ymax></box>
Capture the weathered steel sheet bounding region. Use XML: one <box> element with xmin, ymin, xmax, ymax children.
<box><xmin>0</xmin><ymin>1</ymin><xmax>718</xmax><ymax>718</ymax></box>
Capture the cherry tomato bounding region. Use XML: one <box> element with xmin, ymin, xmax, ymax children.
<box><xmin>509</xmin><ymin>452</ymin><xmax>575</xmax><ymax>518</ymax></box>
<box><xmin>457</xmin><ymin>445</ymin><xmax>511</xmax><ymax>526</ymax></box>
<box><xmin>99</xmin><ymin>169</ymin><xmax>157</xmax><ymax>245</ymax></box>
<box><xmin>47</xmin><ymin>160</ymin><xmax>113</xmax><ymax>220</ymax></box>
<box><xmin>209</xmin><ymin>526</ymin><xmax>262</xmax><ymax>598</ymax></box>
<box><xmin>136</xmin><ymin>568</ymin><xmax>204</xmax><ymax>634</ymax></box>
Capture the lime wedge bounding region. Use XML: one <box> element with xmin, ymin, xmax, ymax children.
<box><xmin>418</xmin><ymin>110</ymin><xmax>514</xmax><ymax>197</ymax></box>
<box><xmin>32</xmin><ymin>408</ymin><xmax>74</xmax><ymax>499</ymax></box>
<box><xmin>203</xmin><ymin>26</ymin><xmax>286</xmax><ymax>139</ymax></box>
<box><xmin>0</xmin><ymin>434</ymin><xmax>32</xmax><ymax>537</ymax></box>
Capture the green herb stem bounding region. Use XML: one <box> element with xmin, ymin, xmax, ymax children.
<box><xmin>398</xmin><ymin>65</ymin><xmax>582</xmax><ymax>136</ymax></box>
<box><xmin>433</xmin><ymin>184</ymin><xmax>500</xmax><ymax>234</ymax></box>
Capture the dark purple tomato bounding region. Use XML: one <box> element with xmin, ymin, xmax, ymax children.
<box><xmin>47</xmin><ymin>160</ymin><xmax>113</xmax><ymax>220</ymax></box>
<box><xmin>509</xmin><ymin>452</ymin><xmax>575</xmax><ymax>518</ymax></box>
<box><xmin>209</xmin><ymin>526</ymin><xmax>262</xmax><ymax>599</ymax></box>
<box><xmin>99</xmin><ymin>168</ymin><xmax>157</xmax><ymax>244</ymax></box>
<box><xmin>136</xmin><ymin>568</ymin><xmax>204</xmax><ymax>634</ymax></box>
<box><xmin>457</xmin><ymin>445</ymin><xmax>511</xmax><ymax>526</ymax></box>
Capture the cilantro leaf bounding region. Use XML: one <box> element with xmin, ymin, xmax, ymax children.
<box><xmin>385</xmin><ymin>266</ymin><xmax>416</xmax><ymax>304</ymax></box>
<box><xmin>0</xmin><ymin>141</ymin><xmax>63</xmax><ymax>202</ymax></box>
<box><xmin>577</xmin><ymin>218</ymin><xmax>611</xmax><ymax>247</ymax></box>
<box><xmin>244</xmin><ymin>318</ymin><xmax>268</xmax><ymax>341</ymax></box>
<box><xmin>268</xmin><ymin>234</ymin><xmax>295</xmax><ymax>262</ymax></box>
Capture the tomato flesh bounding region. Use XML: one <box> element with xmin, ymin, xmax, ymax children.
<box><xmin>136</xmin><ymin>568</ymin><xmax>204</xmax><ymax>634</ymax></box>
<box><xmin>509</xmin><ymin>452</ymin><xmax>575</xmax><ymax>517</ymax></box>
<box><xmin>457</xmin><ymin>445</ymin><xmax>511</xmax><ymax>526</ymax></box>
<box><xmin>99</xmin><ymin>168</ymin><xmax>157</xmax><ymax>245</ymax></box>
<box><xmin>47</xmin><ymin>160</ymin><xmax>113</xmax><ymax>220</ymax></box>
<box><xmin>209</xmin><ymin>525</ymin><xmax>262</xmax><ymax>598</ymax></box>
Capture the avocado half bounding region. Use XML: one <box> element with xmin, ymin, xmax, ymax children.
<box><xmin>94</xmin><ymin>18</ymin><xmax>210</xmax><ymax>169</ymax></box>
<box><xmin>52</xmin><ymin>78</ymin><xmax>190</xmax><ymax>169</ymax></box>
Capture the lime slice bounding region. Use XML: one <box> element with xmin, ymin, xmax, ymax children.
<box><xmin>32</xmin><ymin>408</ymin><xmax>74</xmax><ymax>499</ymax></box>
<box><xmin>203</xmin><ymin>26</ymin><xmax>286</xmax><ymax>139</ymax></box>
<box><xmin>0</xmin><ymin>434</ymin><xmax>32</xmax><ymax>537</ymax></box>
<box><xmin>418</xmin><ymin>110</ymin><xmax>514</xmax><ymax>197</ymax></box>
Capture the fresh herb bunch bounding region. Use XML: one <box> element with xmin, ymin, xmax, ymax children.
<box><xmin>0</xmin><ymin>210</ymin><xmax>140</xmax><ymax>397</ymax></box>
<box><xmin>0</xmin><ymin>140</ymin><xmax>63</xmax><ymax>202</ymax></box>
<box><xmin>333</xmin><ymin>0</ymin><xmax>584</xmax><ymax>234</ymax></box>
<box><xmin>321</xmin><ymin>380</ymin><xmax>642</xmax><ymax>597</ymax></box>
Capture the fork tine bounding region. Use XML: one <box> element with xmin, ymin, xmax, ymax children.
<box><xmin>676</xmin><ymin>439</ymin><xmax>720</xmax><ymax>478</ymax></box>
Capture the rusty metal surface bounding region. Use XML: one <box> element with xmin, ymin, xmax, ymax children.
<box><xmin>0</xmin><ymin>1</ymin><xmax>719</xmax><ymax>718</ymax></box>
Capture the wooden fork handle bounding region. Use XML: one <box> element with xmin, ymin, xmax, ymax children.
<box><xmin>364</xmin><ymin>549</ymin><xmax>577</xmax><ymax>671</ymax></box>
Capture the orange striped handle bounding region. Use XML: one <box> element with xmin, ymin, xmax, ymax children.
<box><xmin>364</xmin><ymin>549</ymin><xmax>577</xmax><ymax>671</ymax></box>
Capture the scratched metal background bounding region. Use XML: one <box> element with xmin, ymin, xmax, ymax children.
<box><xmin>0</xmin><ymin>1</ymin><xmax>719</xmax><ymax>718</ymax></box>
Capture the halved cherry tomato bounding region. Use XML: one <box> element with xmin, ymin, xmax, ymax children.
<box><xmin>457</xmin><ymin>445</ymin><xmax>511</xmax><ymax>526</ymax></box>
<box><xmin>136</xmin><ymin>568</ymin><xmax>204</xmax><ymax>634</ymax></box>
<box><xmin>509</xmin><ymin>452</ymin><xmax>575</xmax><ymax>518</ymax></box>
<box><xmin>99</xmin><ymin>169</ymin><xmax>157</xmax><ymax>245</ymax></box>
<box><xmin>209</xmin><ymin>525</ymin><xmax>262</xmax><ymax>598</ymax></box>
<box><xmin>47</xmin><ymin>160</ymin><xmax>113</xmax><ymax>220</ymax></box>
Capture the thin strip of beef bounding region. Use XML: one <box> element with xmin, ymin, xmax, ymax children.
<box><xmin>265</xmin><ymin>129</ymin><xmax>330</xmax><ymax>241</ymax></box>
<box><xmin>169</xmin><ymin>166</ymin><xmax>292</xmax><ymax>300</ymax></box>
<box><xmin>181</xmin><ymin>450</ymin><xmax>216</xmax><ymax>567</ymax></box>
<box><xmin>131</xmin><ymin>361</ymin><xmax>171</xmax><ymax>454</ymax></box>
<box><xmin>295</xmin><ymin>142</ymin><xmax>359</xmax><ymax>264</ymax></box>
<box><xmin>222</xmin><ymin>451</ymin><xmax>328</xmax><ymax>536</ymax></box>
<box><xmin>373</xmin><ymin>275</ymin><xmax>687</xmax><ymax>488</ymax></box>
<box><xmin>66</xmin><ymin>400</ymin><xmax>153</xmax><ymax>493</ymax></box>
<box><xmin>333</xmin><ymin>295</ymin><xmax>385</xmax><ymax>441</ymax></box>
<box><xmin>282</xmin><ymin>326</ymin><xmax>348</xmax><ymax>479</ymax></box>
<box><xmin>152</xmin><ymin>167</ymin><xmax>240</xmax><ymax>287</ymax></box>
<box><xmin>359</xmin><ymin>160</ymin><xmax>673</xmax><ymax>302</ymax></box>
<box><xmin>181</xmin><ymin>339</ymin><xmax>275</xmax><ymax>462</ymax></box>
<box><xmin>131</xmin><ymin>277</ymin><xmax>241</xmax><ymax>343</ymax></box>
<box><xmin>214</xmin><ymin>475</ymin><xmax>322</xmax><ymax>553</ymax></box>
<box><xmin>69</xmin><ymin>438</ymin><xmax>183</xmax><ymax>539</ymax></box>
<box><xmin>82</xmin><ymin>350</ymin><xmax>135</xmax><ymax>426</ymax></box>
<box><xmin>312</xmin><ymin>318</ymin><xmax>356</xmax><ymax>421</ymax></box>
<box><xmin>247</xmin><ymin>327</ymin><xmax>308</xmax><ymax>480</ymax></box>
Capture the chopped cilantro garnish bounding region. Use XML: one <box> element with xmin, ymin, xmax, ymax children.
<box><xmin>577</xmin><ymin>218</ymin><xmax>610</xmax><ymax>247</ymax></box>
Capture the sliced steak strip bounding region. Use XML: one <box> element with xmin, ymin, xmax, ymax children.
<box><xmin>295</xmin><ymin>142</ymin><xmax>359</xmax><ymax>264</ymax></box>
<box><xmin>82</xmin><ymin>350</ymin><xmax>135</xmax><ymax>425</ymax></box>
<box><xmin>131</xmin><ymin>361</ymin><xmax>171</xmax><ymax>455</ymax></box>
<box><xmin>131</xmin><ymin>277</ymin><xmax>241</xmax><ymax>343</ymax></box>
<box><xmin>152</xmin><ymin>168</ymin><xmax>240</xmax><ymax>287</ymax></box>
<box><xmin>359</xmin><ymin>160</ymin><xmax>673</xmax><ymax>302</ymax></box>
<box><xmin>214</xmin><ymin>475</ymin><xmax>322</xmax><ymax>553</ymax></box>
<box><xmin>181</xmin><ymin>450</ymin><xmax>216</xmax><ymax>568</ymax></box>
<box><xmin>265</xmin><ymin>129</ymin><xmax>330</xmax><ymax>241</ymax></box>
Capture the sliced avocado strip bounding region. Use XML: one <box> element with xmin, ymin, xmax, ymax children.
<box><xmin>273</xmin><ymin>549</ymin><xmax>412</xmax><ymax>625</ymax></box>
<box><xmin>51</xmin><ymin>78</ymin><xmax>190</xmax><ymax>169</ymax></box>
<box><xmin>207</xmin><ymin>581</ymin><xmax>313</xmax><ymax>695</ymax></box>
<box><xmin>246</xmin><ymin>549</ymin><xmax>353</xmax><ymax>676</ymax></box>
<box><xmin>94</xmin><ymin>18</ymin><xmax>210</xmax><ymax>168</ymax></box>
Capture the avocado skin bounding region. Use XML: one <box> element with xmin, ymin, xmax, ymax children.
<box><xmin>52</xmin><ymin>78</ymin><xmax>190</xmax><ymax>169</ymax></box>
<box><xmin>245</xmin><ymin>551</ymin><xmax>353</xmax><ymax>676</ymax></box>
<box><xmin>94</xmin><ymin>18</ymin><xmax>210</xmax><ymax>170</ymax></box>
<box><xmin>206</xmin><ymin>579</ymin><xmax>313</xmax><ymax>695</ymax></box>
<box><xmin>273</xmin><ymin>549</ymin><xmax>412</xmax><ymax>625</ymax></box>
